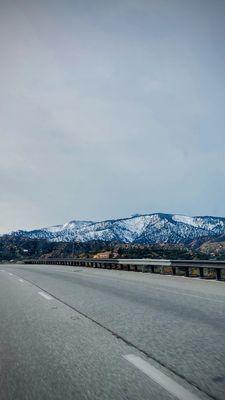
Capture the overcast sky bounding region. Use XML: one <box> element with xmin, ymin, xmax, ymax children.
<box><xmin>1</xmin><ymin>0</ymin><xmax>225</xmax><ymax>232</ymax></box>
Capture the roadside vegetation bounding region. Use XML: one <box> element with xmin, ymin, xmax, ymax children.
<box><xmin>0</xmin><ymin>236</ymin><xmax>216</xmax><ymax>262</ymax></box>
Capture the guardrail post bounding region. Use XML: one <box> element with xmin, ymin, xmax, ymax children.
<box><xmin>185</xmin><ymin>267</ymin><xmax>189</xmax><ymax>277</ymax></box>
<box><xmin>172</xmin><ymin>266</ymin><xmax>176</xmax><ymax>275</ymax></box>
<box><xmin>142</xmin><ymin>265</ymin><xmax>146</xmax><ymax>273</ymax></box>
<box><xmin>199</xmin><ymin>267</ymin><xmax>204</xmax><ymax>279</ymax></box>
<box><xmin>215</xmin><ymin>268</ymin><xmax>221</xmax><ymax>281</ymax></box>
<box><xmin>151</xmin><ymin>265</ymin><xmax>155</xmax><ymax>273</ymax></box>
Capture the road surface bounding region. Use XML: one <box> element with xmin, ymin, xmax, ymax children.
<box><xmin>0</xmin><ymin>263</ymin><xmax>225</xmax><ymax>400</ymax></box>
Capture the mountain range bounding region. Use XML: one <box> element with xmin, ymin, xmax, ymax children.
<box><xmin>6</xmin><ymin>213</ymin><xmax>225</xmax><ymax>245</ymax></box>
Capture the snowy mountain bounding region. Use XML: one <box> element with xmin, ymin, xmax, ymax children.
<box><xmin>7</xmin><ymin>213</ymin><xmax>225</xmax><ymax>244</ymax></box>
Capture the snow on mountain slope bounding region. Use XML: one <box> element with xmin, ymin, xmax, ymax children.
<box><xmin>8</xmin><ymin>213</ymin><xmax>225</xmax><ymax>244</ymax></box>
<box><xmin>172</xmin><ymin>214</ymin><xmax>225</xmax><ymax>232</ymax></box>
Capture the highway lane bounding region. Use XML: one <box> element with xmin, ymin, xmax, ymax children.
<box><xmin>0</xmin><ymin>264</ymin><xmax>225</xmax><ymax>400</ymax></box>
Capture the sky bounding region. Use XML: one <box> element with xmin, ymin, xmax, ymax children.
<box><xmin>0</xmin><ymin>0</ymin><xmax>225</xmax><ymax>233</ymax></box>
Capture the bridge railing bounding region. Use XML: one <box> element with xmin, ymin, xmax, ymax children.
<box><xmin>24</xmin><ymin>258</ymin><xmax>225</xmax><ymax>281</ymax></box>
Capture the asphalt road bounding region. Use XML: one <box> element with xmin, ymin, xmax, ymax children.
<box><xmin>0</xmin><ymin>263</ymin><xmax>225</xmax><ymax>400</ymax></box>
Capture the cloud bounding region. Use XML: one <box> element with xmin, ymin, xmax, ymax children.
<box><xmin>0</xmin><ymin>0</ymin><xmax>225</xmax><ymax>232</ymax></box>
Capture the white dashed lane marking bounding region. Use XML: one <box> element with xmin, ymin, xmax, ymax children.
<box><xmin>123</xmin><ymin>354</ymin><xmax>201</xmax><ymax>400</ymax></box>
<box><xmin>38</xmin><ymin>291</ymin><xmax>52</xmax><ymax>300</ymax></box>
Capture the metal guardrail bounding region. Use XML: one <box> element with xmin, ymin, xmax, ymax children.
<box><xmin>24</xmin><ymin>258</ymin><xmax>225</xmax><ymax>281</ymax></box>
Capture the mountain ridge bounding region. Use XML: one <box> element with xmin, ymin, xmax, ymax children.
<box><xmin>4</xmin><ymin>212</ymin><xmax>225</xmax><ymax>245</ymax></box>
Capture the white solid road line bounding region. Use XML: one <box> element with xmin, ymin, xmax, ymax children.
<box><xmin>18</xmin><ymin>278</ymin><xmax>24</xmax><ymax>283</ymax></box>
<box><xmin>123</xmin><ymin>354</ymin><xmax>201</xmax><ymax>400</ymax></box>
<box><xmin>38</xmin><ymin>291</ymin><xmax>52</xmax><ymax>300</ymax></box>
